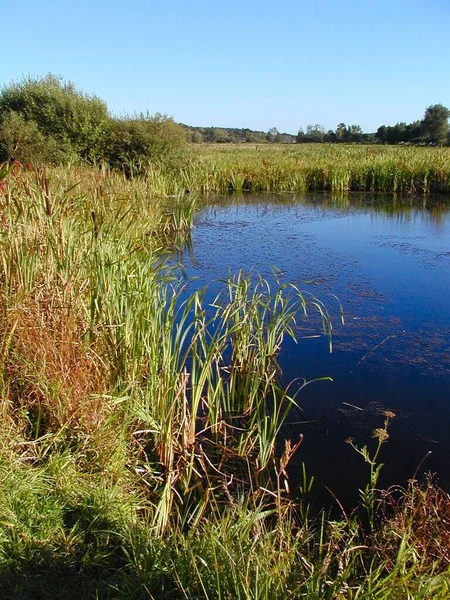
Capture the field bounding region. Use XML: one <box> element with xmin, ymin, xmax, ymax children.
<box><xmin>0</xmin><ymin>158</ymin><xmax>449</xmax><ymax>598</ymax></box>
<box><xmin>158</xmin><ymin>143</ymin><xmax>450</xmax><ymax>196</ymax></box>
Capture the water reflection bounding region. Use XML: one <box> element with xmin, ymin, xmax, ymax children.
<box><xmin>182</xmin><ymin>193</ymin><xmax>450</xmax><ymax>507</ymax></box>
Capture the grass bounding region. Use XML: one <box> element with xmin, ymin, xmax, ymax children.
<box><xmin>0</xmin><ymin>160</ymin><xmax>448</xmax><ymax>598</ymax></box>
<box><xmin>135</xmin><ymin>143</ymin><xmax>450</xmax><ymax>196</ymax></box>
<box><xmin>8</xmin><ymin>143</ymin><xmax>449</xmax><ymax>198</ymax></box>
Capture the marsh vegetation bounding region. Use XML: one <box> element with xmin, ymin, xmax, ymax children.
<box><xmin>0</xmin><ymin>74</ymin><xmax>449</xmax><ymax>598</ymax></box>
<box><xmin>0</xmin><ymin>162</ymin><xmax>448</xmax><ymax>598</ymax></box>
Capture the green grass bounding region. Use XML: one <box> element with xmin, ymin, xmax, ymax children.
<box><xmin>146</xmin><ymin>143</ymin><xmax>450</xmax><ymax>196</ymax></box>
<box><xmin>0</xmin><ymin>161</ymin><xmax>448</xmax><ymax>598</ymax></box>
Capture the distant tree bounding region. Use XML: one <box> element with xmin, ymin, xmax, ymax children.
<box><xmin>305</xmin><ymin>124</ymin><xmax>325</xmax><ymax>143</ymax></box>
<box><xmin>186</xmin><ymin>126</ymin><xmax>272</xmax><ymax>144</ymax></box>
<box><xmin>362</xmin><ymin>132</ymin><xmax>376</xmax><ymax>143</ymax></box>
<box><xmin>238</xmin><ymin>128</ymin><xmax>263</xmax><ymax>143</ymax></box>
<box><xmin>336</xmin><ymin>123</ymin><xmax>347</xmax><ymax>142</ymax></box>
<box><xmin>324</xmin><ymin>129</ymin><xmax>337</xmax><ymax>142</ymax></box>
<box><xmin>376</xmin><ymin>106</ymin><xmax>449</xmax><ymax>146</ymax></box>
<box><xmin>215</xmin><ymin>128</ymin><xmax>231</xmax><ymax>143</ymax></box>
<box><xmin>406</xmin><ymin>120</ymin><xmax>423</xmax><ymax>143</ymax></box>
<box><xmin>347</xmin><ymin>124</ymin><xmax>363</xmax><ymax>142</ymax></box>
<box><xmin>280</xmin><ymin>133</ymin><xmax>296</xmax><ymax>143</ymax></box>
<box><xmin>386</xmin><ymin>123</ymin><xmax>407</xmax><ymax>144</ymax></box>
<box><xmin>422</xmin><ymin>104</ymin><xmax>449</xmax><ymax>145</ymax></box>
<box><xmin>296</xmin><ymin>128</ymin><xmax>306</xmax><ymax>143</ymax></box>
<box><xmin>377</xmin><ymin>121</ymin><xmax>421</xmax><ymax>145</ymax></box>
<box><xmin>267</xmin><ymin>127</ymin><xmax>281</xmax><ymax>143</ymax></box>
<box><xmin>189</xmin><ymin>129</ymin><xmax>203</xmax><ymax>143</ymax></box>
<box><xmin>376</xmin><ymin>125</ymin><xmax>388</xmax><ymax>143</ymax></box>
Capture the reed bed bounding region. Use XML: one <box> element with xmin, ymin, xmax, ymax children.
<box><xmin>9</xmin><ymin>144</ymin><xmax>449</xmax><ymax>198</ymax></box>
<box><xmin>181</xmin><ymin>144</ymin><xmax>450</xmax><ymax>195</ymax></box>
<box><xmin>0</xmin><ymin>162</ymin><xmax>448</xmax><ymax>598</ymax></box>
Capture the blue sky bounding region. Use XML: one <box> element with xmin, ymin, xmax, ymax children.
<box><xmin>2</xmin><ymin>0</ymin><xmax>449</xmax><ymax>133</ymax></box>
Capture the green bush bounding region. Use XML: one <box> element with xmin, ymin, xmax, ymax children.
<box><xmin>0</xmin><ymin>110</ymin><xmax>70</xmax><ymax>164</ymax></box>
<box><xmin>104</xmin><ymin>113</ymin><xmax>188</xmax><ymax>175</ymax></box>
<box><xmin>0</xmin><ymin>74</ymin><xmax>109</xmax><ymax>163</ymax></box>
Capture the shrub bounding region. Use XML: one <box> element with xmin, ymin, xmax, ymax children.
<box><xmin>104</xmin><ymin>112</ymin><xmax>188</xmax><ymax>175</ymax></box>
<box><xmin>0</xmin><ymin>110</ymin><xmax>70</xmax><ymax>164</ymax></box>
<box><xmin>0</xmin><ymin>76</ymin><xmax>189</xmax><ymax>172</ymax></box>
<box><xmin>0</xmin><ymin>74</ymin><xmax>109</xmax><ymax>163</ymax></box>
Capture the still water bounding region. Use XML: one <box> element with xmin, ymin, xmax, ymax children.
<box><xmin>182</xmin><ymin>193</ymin><xmax>450</xmax><ymax>506</ymax></box>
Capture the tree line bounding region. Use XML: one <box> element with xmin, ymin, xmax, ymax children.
<box><xmin>175</xmin><ymin>105</ymin><xmax>450</xmax><ymax>147</ymax></box>
<box><xmin>183</xmin><ymin>125</ymin><xmax>296</xmax><ymax>144</ymax></box>
<box><xmin>375</xmin><ymin>104</ymin><xmax>449</xmax><ymax>145</ymax></box>
<box><xmin>296</xmin><ymin>105</ymin><xmax>449</xmax><ymax>146</ymax></box>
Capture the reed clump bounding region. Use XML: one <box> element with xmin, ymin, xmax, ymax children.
<box><xmin>0</xmin><ymin>161</ymin><xmax>448</xmax><ymax>598</ymax></box>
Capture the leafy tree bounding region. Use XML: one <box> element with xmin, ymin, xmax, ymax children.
<box><xmin>198</xmin><ymin>127</ymin><xmax>230</xmax><ymax>143</ymax></box>
<box><xmin>296</xmin><ymin>125</ymin><xmax>326</xmax><ymax>143</ymax></box>
<box><xmin>376</xmin><ymin>125</ymin><xmax>388</xmax><ymax>143</ymax></box>
<box><xmin>306</xmin><ymin>124</ymin><xmax>325</xmax><ymax>143</ymax></box>
<box><xmin>324</xmin><ymin>129</ymin><xmax>337</xmax><ymax>142</ymax></box>
<box><xmin>296</xmin><ymin>128</ymin><xmax>305</xmax><ymax>143</ymax></box>
<box><xmin>376</xmin><ymin>106</ymin><xmax>449</xmax><ymax>146</ymax></box>
<box><xmin>347</xmin><ymin>124</ymin><xmax>363</xmax><ymax>142</ymax></box>
<box><xmin>407</xmin><ymin>120</ymin><xmax>423</xmax><ymax>143</ymax></box>
<box><xmin>189</xmin><ymin>130</ymin><xmax>204</xmax><ymax>143</ymax></box>
<box><xmin>422</xmin><ymin>104</ymin><xmax>449</xmax><ymax>145</ymax></box>
<box><xmin>0</xmin><ymin>74</ymin><xmax>109</xmax><ymax>163</ymax></box>
<box><xmin>267</xmin><ymin>127</ymin><xmax>280</xmax><ymax>142</ymax></box>
<box><xmin>381</xmin><ymin>123</ymin><xmax>407</xmax><ymax>144</ymax></box>
<box><xmin>336</xmin><ymin>123</ymin><xmax>347</xmax><ymax>142</ymax></box>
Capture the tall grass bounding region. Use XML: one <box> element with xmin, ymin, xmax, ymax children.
<box><xmin>137</xmin><ymin>144</ymin><xmax>450</xmax><ymax>196</ymax></box>
<box><xmin>0</xmin><ymin>162</ymin><xmax>448</xmax><ymax>598</ymax></box>
<box><xmin>0</xmin><ymin>160</ymin><xmax>331</xmax><ymax>529</ymax></box>
<box><xmin>6</xmin><ymin>144</ymin><xmax>450</xmax><ymax>198</ymax></box>
<box><xmin>185</xmin><ymin>144</ymin><xmax>450</xmax><ymax>195</ymax></box>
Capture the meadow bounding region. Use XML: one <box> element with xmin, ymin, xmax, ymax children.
<box><xmin>0</xmin><ymin>157</ymin><xmax>449</xmax><ymax>598</ymax></box>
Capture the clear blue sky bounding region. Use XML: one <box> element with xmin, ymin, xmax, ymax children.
<box><xmin>3</xmin><ymin>0</ymin><xmax>449</xmax><ymax>134</ymax></box>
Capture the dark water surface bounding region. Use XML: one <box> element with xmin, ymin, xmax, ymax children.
<box><xmin>182</xmin><ymin>193</ymin><xmax>450</xmax><ymax>507</ymax></box>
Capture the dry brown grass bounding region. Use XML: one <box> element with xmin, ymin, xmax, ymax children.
<box><xmin>375</xmin><ymin>478</ymin><xmax>450</xmax><ymax>573</ymax></box>
<box><xmin>0</xmin><ymin>292</ymin><xmax>112</xmax><ymax>449</ymax></box>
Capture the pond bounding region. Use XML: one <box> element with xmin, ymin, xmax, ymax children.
<box><xmin>181</xmin><ymin>193</ymin><xmax>450</xmax><ymax>508</ymax></box>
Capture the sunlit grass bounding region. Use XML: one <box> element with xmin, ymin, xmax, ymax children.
<box><xmin>181</xmin><ymin>144</ymin><xmax>450</xmax><ymax>195</ymax></box>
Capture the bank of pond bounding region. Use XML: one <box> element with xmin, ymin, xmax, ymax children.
<box><xmin>0</xmin><ymin>162</ymin><xmax>448</xmax><ymax>598</ymax></box>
